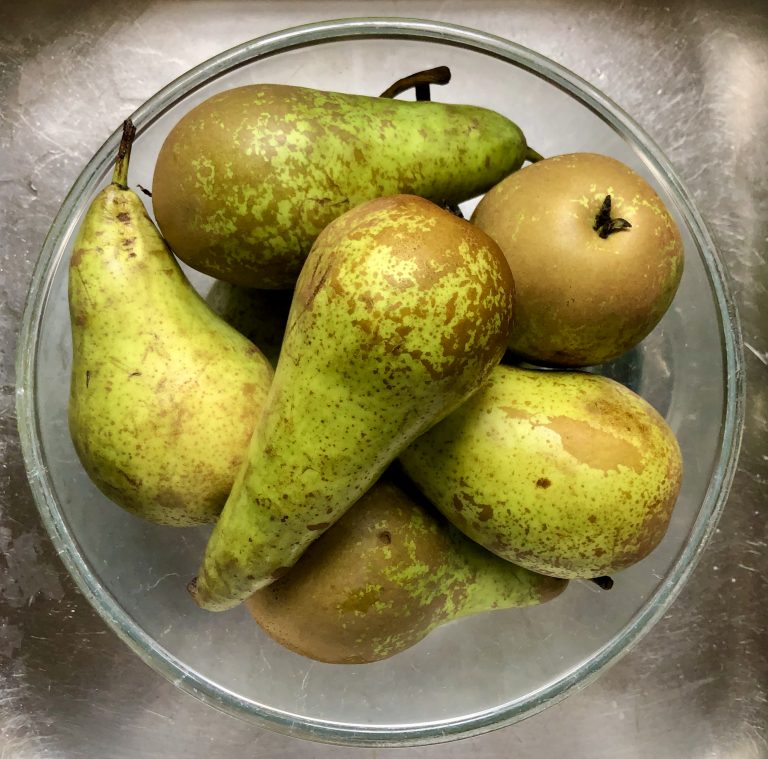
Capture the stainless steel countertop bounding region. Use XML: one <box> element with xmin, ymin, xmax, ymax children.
<box><xmin>1</xmin><ymin>2</ymin><xmax>766</xmax><ymax>757</ymax></box>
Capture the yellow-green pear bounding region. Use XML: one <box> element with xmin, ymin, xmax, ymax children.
<box><xmin>68</xmin><ymin>121</ymin><xmax>274</xmax><ymax>526</ymax></box>
<box><xmin>247</xmin><ymin>476</ymin><xmax>566</xmax><ymax>664</ymax></box>
<box><xmin>190</xmin><ymin>194</ymin><xmax>515</xmax><ymax>610</ymax></box>
<box><xmin>152</xmin><ymin>83</ymin><xmax>535</xmax><ymax>288</ymax></box>
<box><xmin>400</xmin><ymin>365</ymin><xmax>683</xmax><ymax>578</ymax></box>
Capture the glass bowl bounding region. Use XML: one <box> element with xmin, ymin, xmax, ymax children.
<box><xmin>16</xmin><ymin>18</ymin><xmax>744</xmax><ymax>747</ymax></box>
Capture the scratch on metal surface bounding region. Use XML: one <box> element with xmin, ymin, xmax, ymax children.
<box><xmin>144</xmin><ymin>707</ymin><xmax>174</xmax><ymax>723</ymax></box>
<box><xmin>0</xmin><ymin>527</ymin><xmax>65</xmax><ymax>608</ymax></box>
<box><xmin>0</xmin><ymin>665</ymin><xmax>54</xmax><ymax>759</ymax></box>
<box><xmin>745</xmin><ymin>342</ymin><xmax>768</xmax><ymax>365</ymax></box>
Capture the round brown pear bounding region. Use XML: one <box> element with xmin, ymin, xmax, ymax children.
<box><xmin>471</xmin><ymin>152</ymin><xmax>684</xmax><ymax>366</ymax></box>
<box><xmin>246</xmin><ymin>478</ymin><xmax>566</xmax><ymax>664</ymax></box>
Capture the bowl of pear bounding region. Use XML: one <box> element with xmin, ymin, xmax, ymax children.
<box><xmin>17</xmin><ymin>18</ymin><xmax>742</xmax><ymax>747</ymax></box>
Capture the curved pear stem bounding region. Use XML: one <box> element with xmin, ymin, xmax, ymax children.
<box><xmin>112</xmin><ymin>119</ymin><xmax>136</xmax><ymax>189</ymax></box>
<box><xmin>525</xmin><ymin>146</ymin><xmax>545</xmax><ymax>164</ymax></box>
<box><xmin>379</xmin><ymin>66</ymin><xmax>451</xmax><ymax>101</ymax></box>
<box><xmin>593</xmin><ymin>195</ymin><xmax>632</xmax><ymax>239</ymax></box>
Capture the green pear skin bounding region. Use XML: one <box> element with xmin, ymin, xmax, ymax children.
<box><xmin>247</xmin><ymin>477</ymin><xmax>566</xmax><ymax>664</ymax></box>
<box><xmin>190</xmin><ymin>194</ymin><xmax>515</xmax><ymax>610</ymax></box>
<box><xmin>152</xmin><ymin>83</ymin><xmax>530</xmax><ymax>288</ymax></box>
<box><xmin>68</xmin><ymin>122</ymin><xmax>274</xmax><ymax>526</ymax></box>
<box><xmin>399</xmin><ymin>365</ymin><xmax>683</xmax><ymax>578</ymax></box>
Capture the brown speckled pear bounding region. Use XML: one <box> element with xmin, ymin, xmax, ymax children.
<box><xmin>205</xmin><ymin>281</ymin><xmax>293</xmax><ymax>368</ymax></box>
<box><xmin>68</xmin><ymin>121</ymin><xmax>274</xmax><ymax>526</ymax></box>
<box><xmin>246</xmin><ymin>477</ymin><xmax>566</xmax><ymax>664</ymax></box>
<box><xmin>399</xmin><ymin>365</ymin><xmax>683</xmax><ymax>578</ymax></box>
<box><xmin>191</xmin><ymin>195</ymin><xmax>515</xmax><ymax>610</ymax></box>
<box><xmin>152</xmin><ymin>83</ymin><xmax>531</xmax><ymax>288</ymax></box>
<box><xmin>471</xmin><ymin>153</ymin><xmax>684</xmax><ymax>366</ymax></box>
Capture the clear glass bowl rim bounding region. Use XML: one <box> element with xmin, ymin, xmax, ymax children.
<box><xmin>15</xmin><ymin>16</ymin><xmax>745</xmax><ymax>747</ymax></box>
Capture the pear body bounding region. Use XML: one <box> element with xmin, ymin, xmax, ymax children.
<box><xmin>68</xmin><ymin>182</ymin><xmax>273</xmax><ymax>526</ymax></box>
<box><xmin>471</xmin><ymin>153</ymin><xmax>684</xmax><ymax>366</ymax></box>
<box><xmin>192</xmin><ymin>195</ymin><xmax>514</xmax><ymax>609</ymax></box>
<box><xmin>247</xmin><ymin>477</ymin><xmax>566</xmax><ymax>664</ymax></box>
<box><xmin>400</xmin><ymin>366</ymin><xmax>683</xmax><ymax>578</ymax></box>
<box><xmin>152</xmin><ymin>84</ymin><xmax>528</xmax><ymax>288</ymax></box>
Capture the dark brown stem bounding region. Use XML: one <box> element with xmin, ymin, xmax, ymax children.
<box><xmin>112</xmin><ymin>119</ymin><xmax>136</xmax><ymax>189</ymax></box>
<box><xmin>379</xmin><ymin>66</ymin><xmax>451</xmax><ymax>101</ymax></box>
<box><xmin>590</xmin><ymin>575</ymin><xmax>614</xmax><ymax>590</ymax></box>
<box><xmin>593</xmin><ymin>195</ymin><xmax>632</xmax><ymax>239</ymax></box>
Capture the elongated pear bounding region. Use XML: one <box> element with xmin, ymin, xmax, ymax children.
<box><xmin>68</xmin><ymin>121</ymin><xmax>274</xmax><ymax>526</ymax></box>
<box><xmin>400</xmin><ymin>365</ymin><xmax>683</xmax><ymax>578</ymax></box>
<box><xmin>190</xmin><ymin>195</ymin><xmax>515</xmax><ymax>609</ymax></box>
<box><xmin>152</xmin><ymin>83</ymin><xmax>533</xmax><ymax>288</ymax></box>
<box><xmin>247</xmin><ymin>477</ymin><xmax>566</xmax><ymax>664</ymax></box>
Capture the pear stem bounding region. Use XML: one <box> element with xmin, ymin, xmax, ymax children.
<box><xmin>379</xmin><ymin>66</ymin><xmax>451</xmax><ymax>101</ymax></box>
<box><xmin>525</xmin><ymin>146</ymin><xmax>545</xmax><ymax>163</ymax></box>
<box><xmin>593</xmin><ymin>195</ymin><xmax>632</xmax><ymax>239</ymax></box>
<box><xmin>112</xmin><ymin>119</ymin><xmax>136</xmax><ymax>189</ymax></box>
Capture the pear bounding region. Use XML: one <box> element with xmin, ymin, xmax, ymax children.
<box><xmin>399</xmin><ymin>365</ymin><xmax>683</xmax><ymax>578</ymax></box>
<box><xmin>152</xmin><ymin>83</ymin><xmax>535</xmax><ymax>288</ymax></box>
<box><xmin>68</xmin><ymin>121</ymin><xmax>274</xmax><ymax>526</ymax></box>
<box><xmin>471</xmin><ymin>153</ymin><xmax>684</xmax><ymax>366</ymax></box>
<box><xmin>247</xmin><ymin>476</ymin><xmax>566</xmax><ymax>664</ymax></box>
<box><xmin>205</xmin><ymin>281</ymin><xmax>292</xmax><ymax>367</ymax></box>
<box><xmin>190</xmin><ymin>194</ymin><xmax>515</xmax><ymax>610</ymax></box>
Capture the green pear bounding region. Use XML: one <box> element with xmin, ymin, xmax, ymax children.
<box><xmin>247</xmin><ymin>476</ymin><xmax>566</xmax><ymax>664</ymax></box>
<box><xmin>399</xmin><ymin>365</ymin><xmax>683</xmax><ymax>578</ymax></box>
<box><xmin>152</xmin><ymin>83</ymin><xmax>534</xmax><ymax>288</ymax></box>
<box><xmin>190</xmin><ymin>194</ymin><xmax>515</xmax><ymax>610</ymax></box>
<box><xmin>205</xmin><ymin>282</ymin><xmax>292</xmax><ymax>367</ymax></box>
<box><xmin>68</xmin><ymin>121</ymin><xmax>274</xmax><ymax>526</ymax></box>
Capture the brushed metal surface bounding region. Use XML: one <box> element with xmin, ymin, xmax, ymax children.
<box><xmin>1</xmin><ymin>1</ymin><xmax>766</xmax><ymax>757</ymax></box>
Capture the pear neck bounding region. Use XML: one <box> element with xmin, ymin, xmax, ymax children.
<box><xmin>112</xmin><ymin>119</ymin><xmax>136</xmax><ymax>189</ymax></box>
<box><xmin>454</xmin><ymin>551</ymin><xmax>525</xmax><ymax>619</ymax></box>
